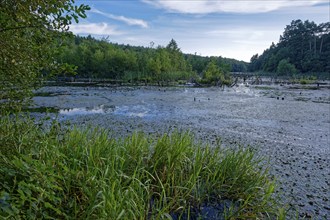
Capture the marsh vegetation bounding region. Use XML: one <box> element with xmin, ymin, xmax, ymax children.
<box><xmin>0</xmin><ymin>116</ymin><xmax>284</xmax><ymax>219</ymax></box>
<box><xmin>1</xmin><ymin>1</ymin><xmax>329</xmax><ymax>219</ymax></box>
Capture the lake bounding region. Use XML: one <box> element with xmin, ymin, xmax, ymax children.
<box><xmin>31</xmin><ymin>82</ymin><xmax>330</xmax><ymax>218</ymax></box>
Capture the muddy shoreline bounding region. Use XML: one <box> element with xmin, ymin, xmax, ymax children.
<box><xmin>30</xmin><ymin>83</ymin><xmax>330</xmax><ymax>218</ymax></box>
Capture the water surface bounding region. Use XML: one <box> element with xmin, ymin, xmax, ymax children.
<box><xmin>32</xmin><ymin>84</ymin><xmax>330</xmax><ymax>218</ymax></box>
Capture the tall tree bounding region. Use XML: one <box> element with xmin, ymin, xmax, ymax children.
<box><xmin>203</xmin><ymin>60</ymin><xmax>227</xmax><ymax>85</ymax></box>
<box><xmin>166</xmin><ymin>39</ymin><xmax>180</xmax><ymax>53</ymax></box>
<box><xmin>251</xmin><ymin>20</ymin><xmax>330</xmax><ymax>75</ymax></box>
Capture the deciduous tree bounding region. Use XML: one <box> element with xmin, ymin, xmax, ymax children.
<box><xmin>277</xmin><ymin>59</ymin><xmax>297</xmax><ymax>76</ymax></box>
<box><xmin>0</xmin><ymin>0</ymin><xmax>90</xmax><ymax>112</ymax></box>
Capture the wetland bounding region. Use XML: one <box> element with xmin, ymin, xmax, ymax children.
<box><xmin>30</xmin><ymin>81</ymin><xmax>330</xmax><ymax>219</ymax></box>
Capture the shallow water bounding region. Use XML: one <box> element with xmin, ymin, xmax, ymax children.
<box><xmin>59</xmin><ymin>105</ymin><xmax>115</xmax><ymax>116</ymax></box>
<box><xmin>32</xmin><ymin>83</ymin><xmax>330</xmax><ymax>218</ymax></box>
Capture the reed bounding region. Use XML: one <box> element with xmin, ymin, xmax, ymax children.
<box><xmin>0</xmin><ymin>116</ymin><xmax>285</xmax><ymax>219</ymax></box>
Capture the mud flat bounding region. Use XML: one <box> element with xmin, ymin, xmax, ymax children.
<box><xmin>31</xmin><ymin>83</ymin><xmax>330</xmax><ymax>219</ymax></box>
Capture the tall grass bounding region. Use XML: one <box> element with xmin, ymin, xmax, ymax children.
<box><xmin>0</xmin><ymin>116</ymin><xmax>285</xmax><ymax>219</ymax></box>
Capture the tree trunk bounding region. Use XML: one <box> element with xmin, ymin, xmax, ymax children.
<box><xmin>319</xmin><ymin>37</ymin><xmax>323</xmax><ymax>53</ymax></box>
<box><xmin>314</xmin><ymin>36</ymin><xmax>316</xmax><ymax>55</ymax></box>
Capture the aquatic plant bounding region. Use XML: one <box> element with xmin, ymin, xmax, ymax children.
<box><xmin>0</xmin><ymin>116</ymin><xmax>285</xmax><ymax>219</ymax></box>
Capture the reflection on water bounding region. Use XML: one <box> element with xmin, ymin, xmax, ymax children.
<box><xmin>59</xmin><ymin>104</ymin><xmax>157</xmax><ymax>118</ymax></box>
<box><xmin>22</xmin><ymin>107</ymin><xmax>59</xmax><ymax>113</ymax></box>
<box><xmin>60</xmin><ymin>105</ymin><xmax>115</xmax><ymax>116</ymax></box>
<box><xmin>233</xmin><ymin>83</ymin><xmax>251</xmax><ymax>93</ymax></box>
<box><xmin>233</xmin><ymin>83</ymin><xmax>260</xmax><ymax>97</ymax></box>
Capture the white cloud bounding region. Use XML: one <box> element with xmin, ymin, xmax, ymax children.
<box><xmin>142</xmin><ymin>0</ymin><xmax>327</xmax><ymax>14</ymax></box>
<box><xmin>205</xmin><ymin>28</ymin><xmax>280</xmax><ymax>42</ymax></box>
<box><xmin>92</xmin><ymin>9</ymin><xmax>148</xmax><ymax>28</ymax></box>
<box><xmin>69</xmin><ymin>23</ymin><xmax>123</xmax><ymax>36</ymax></box>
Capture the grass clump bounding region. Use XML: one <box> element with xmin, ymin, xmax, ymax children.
<box><xmin>0</xmin><ymin>116</ymin><xmax>284</xmax><ymax>219</ymax></box>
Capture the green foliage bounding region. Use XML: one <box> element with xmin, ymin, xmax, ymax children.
<box><xmin>250</xmin><ymin>20</ymin><xmax>330</xmax><ymax>75</ymax></box>
<box><xmin>0</xmin><ymin>0</ymin><xmax>90</xmax><ymax>112</ymax></box>
<box><xmin>166</xmin><ymin>38</ymin><xmax>181</xmax><ymax>52</ymax></box>
<box><xmin>0</xmin><ymin>116</ymin><xmax>285</xmax><ymax>219</ymax></box>
<box><xmin>276</xmin><ymin>59</ymin><xmax>297</xmax><ymax>76</ymax></box>
<box><xmin>186</xmin><ymin>54</ymin><xmax>247</xmax><ymax>74</ymax></box>
<box><xmin>204</xmin><ymin>60</ymin><xmax>223</xmax><ymax>82</ymax></box>
<box><xmin>298</xmin><ymin>76</ymin><xmax>317</xmax><ymax>84</ymax></box>
<box><xmin>202</xmin><ymin>60</ymin><xmax>232</xmax><ymax>86</ymax></box>
<box><xmin>55</xmin><ymin>37</ymin><xmax>194</xmax><ymax>82</ymax></box>
<box><xmin>54</xmin><ymin>36</ymin><xmax>248</xmax><ymax>83</ymax></box>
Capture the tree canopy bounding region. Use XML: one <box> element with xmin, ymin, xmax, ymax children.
<box><xmin>0</xmin><ymin>0</ymin><xmax>90</xmax><ymax>112</ymax></box>
<box><xmin>201</xmin><ymin>59</ymin><xmax>231</xmax><ymax>86</ymax></box>
<box><xmin>249</xmin><ymin>20</ymin><xmax>330</xmax><ymax>76</ymax></box>
<box><xmin>276</xmin><ymin>59</ymin><xmax>297</xmax><ymax>76</ymax></box>
<box><xmin>54</xmin><ymin>36</ymin><xmax>248</xmax><ymax>83</ymax></box>
<box><xmin>55</xmin><ymin>37</ymin><xmax>194</xmax><ymax>82</ymax></box>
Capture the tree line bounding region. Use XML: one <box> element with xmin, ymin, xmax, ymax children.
<box><xmin>54</xmin><ymin>35</ymin><xmax>248</xmax><ymax>84</ymax></box>
<box><xmin>249</xmin><ymin>20</ymin><xmax>330</xmax><ymax>77</ymax></box>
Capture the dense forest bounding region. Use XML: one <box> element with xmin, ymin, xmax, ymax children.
<box><xmin>55</xmin><ymin>35</ymin><xmax>248</xmax><ymax>83</ymax></box>
<box><xmin>56</xmin><ymin>19</ymin><xmax>329</xmax><ymax>83</ymax></box>
<box><xmin>249</xmin><ymin>20</ymin><xmax>330</xmax><ymax>76</ymax></box>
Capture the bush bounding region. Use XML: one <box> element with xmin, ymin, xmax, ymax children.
<box><xmin>276</xmin><ymin>59</ymin><xmax>297</xmax><ymax>76</ymax></box>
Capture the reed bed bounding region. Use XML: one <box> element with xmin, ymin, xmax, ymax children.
<box><xmin>0</xmin><ymin>116</ymin><xmax>285</xmax><ymax>219</ymax></box>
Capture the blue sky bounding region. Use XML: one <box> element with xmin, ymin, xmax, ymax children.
<box><xmin>71</xmin><ymin>0</ymin><xmax>330</xmax><ymax>62</ymax></box>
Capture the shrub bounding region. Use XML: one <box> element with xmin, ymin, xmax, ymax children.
<box><xmin>276</xmin><ymin>59</ymin><xmax>297</xmax><ymax>76</ymax></box>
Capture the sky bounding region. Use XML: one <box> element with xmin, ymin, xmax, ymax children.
<box><xmin>71</xmin><ymin>0</ymin><xmax>330</xmax><ymax>62</ymax></box>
